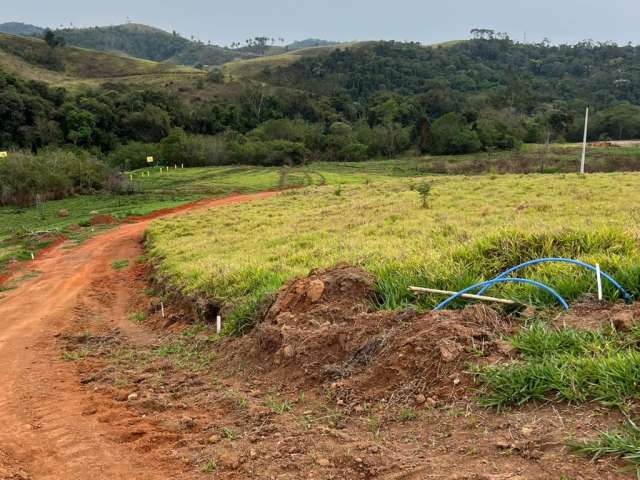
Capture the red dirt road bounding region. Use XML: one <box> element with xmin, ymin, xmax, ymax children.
<box><xmin>0</xmin><ymin>192</ymin><xmax>276</xmax><ymax>480</ymax></box>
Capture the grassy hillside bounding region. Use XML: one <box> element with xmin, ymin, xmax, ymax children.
<box><xmin>56</xmin><ymin>23</ymin><xmax>256</xmax><ymax>67</ymax></box>
<box><xmin>0</xmin><ymin>32</ymin><xmax>204</xmax><ymax>87</ymax></box>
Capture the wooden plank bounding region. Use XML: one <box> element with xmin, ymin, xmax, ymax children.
<box><xmin>408</xmin><ymin>286</ymin><xmax>520</xmax><ymax>305</ymax></box>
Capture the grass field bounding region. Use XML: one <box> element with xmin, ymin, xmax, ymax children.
<box><xmin>145</xmin><ymin>172</ymin><xmax>640</xmax><ymax>333</ymax></box>
<box><xmin>0</xmin><ymin>166</ymin><xmax>288</xmax><ymax>271</ymax></box>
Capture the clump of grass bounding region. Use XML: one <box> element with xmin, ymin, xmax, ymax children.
<box><xmin>221</xmin><ymin>427</ymin><xmax>237</xmax><ymax>440</ymax></box>
<box><xmin>264</xmin><ymin>396</ymin><xmax>293</xmax><ymax>415</ymax></box>
<box><xmin>200</xmin><ymin>459</ymin><xmax>217</xmax><ymax>473</ymax></box>
<box><xmin>568</xmin><ymin>420</ymin><xmax>640</xmax><ymax>466</ymax></box>
<box><xmin>399</xmin><ymin>408</ymin><xmax>417</xmax><ymax>422</ymax></box>
<box><xmin>510</xmin><ymin>322</ymin><xmax>638</xmax><ymax>359</ymax></box>
<box><xmin>477</xmin><ymin>323</ymin><xmax>640</xmax><ymax>409</ymax></box>
<box><xmin>477</xmin><ymin>350</ymin><xmax>640</xmax><ymax>409</ymax></box>
<box><xmin>152</xmin><ymin>338</ymin><xmax>214</xmax><ymax>370</ymax></box>
<box><xmin>128</xmin><ymin>312</ymin><xmax>146</xmax><ymax>323</ymax></box>
<box><xmin>111</xmin><ymin>259</ymin><xmax>129</xmax><ymax>270</ymax></box>
<box><xmin>61</xmin><ymin>349</ymin><xmax>89</xmax><ymax>362</ymax></box>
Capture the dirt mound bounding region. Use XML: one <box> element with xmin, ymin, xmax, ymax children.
<box><xmin>265</xmin><ymin>262</ymin><xmax>375</xmax><ymax>322</ymax></box>
<box><xmin>555</xmin><ymin>299</ymin><xmax>640</xmax><ymax>331</ymax></box>
<box><xmin>237</xmin><ymin>265</ymin><xmax>514</xmax><ymax>405</ymax></box>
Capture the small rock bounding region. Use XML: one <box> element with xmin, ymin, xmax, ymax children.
<box><xmin>520</xmin><ymin>426</ymin><xmax>534</xmax><ymax>437</ymax></box>
<box><xmin>494</xmin><ymin>339</ymin><xmax>515</xmax><ymax>356</ymax></box>
<box><xmin>307</xmin><ymin>280</ymin><xmax>326</xmax><ymax>303</ymax></box>
<box><xmin>218</xmin><ymin>449</ymin><xmax>241</xmax><ymax>469</ymax></box>
<box><xmin>612</xmin><ymin>310</ymin><xmax>636</xmax><ymax>332</ymax></box>
<box><xmin>426</xmin><ymin>397</ymin><xmax>438</xmax><ymax>408</ymax></box>
<box><xmin>250</xmin><ymin>449</ymin><xmax>257</xmax><ymax>458</ymax></box>
<box><xmin>415</xmin><ymin>394</ymin><xmax>426</xmax><ymax>405</ymax></box>
<box><xmin>527</xmin><ymin>449</ymin><xmax>544</xmax><ymax>460</ymax></box>
<box><xmin>317</xmin><ymin>458</ymin><xmax>331</xmax><ymax>467</ymax></box>
<box><xmin>127</xmin><ymin>393</ymin><xmax>138</xmax><ymax>401</ymax></box>
<box><xmin>57</xmin><ymin>209</ymin><xmax>69</xmax><ymax>218</ymax></box>
<box><xmin>208</xmin><ymin>434</ymin><xmax>221</xmax><ymax>444</ymax></box>
<box><xmin>180</xmin><ymin>416</ymin><xmax>196</xmax><ymax>430</ymax></box>
<box><xmin>520</xmin><ymin>306</ymin><xmax>536</xmax><ymax>319</ymax></box>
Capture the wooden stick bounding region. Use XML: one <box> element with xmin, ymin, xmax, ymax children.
<box><xmin>408</xmin><ymin>286</ymin><xmax>519</xmax><ymax>305</ymax></box>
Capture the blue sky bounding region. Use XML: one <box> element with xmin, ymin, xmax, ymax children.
<box><xmin>4</xmin><ymin>0</ymin><xmax>640</xmax><ymax>47</ymax></box>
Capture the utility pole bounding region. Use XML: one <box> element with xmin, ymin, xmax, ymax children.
<box><xmin>580</xmin><ymin>106</ymin><xmax>589</xmax><ymax>174</ymax></box>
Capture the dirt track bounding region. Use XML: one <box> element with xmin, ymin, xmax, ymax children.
<box><xmin>0</xmin><ymin>192</ymin><xmax>276</xmax><ymax>480</ymax></box>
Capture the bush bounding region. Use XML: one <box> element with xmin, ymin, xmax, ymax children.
<box><xmin>107</xmin><ymin>142</ymin><xmax>160</xmax><ymax>171</ymax></box>
<box><xmin>338</xmin><ymin>142</ymin><xmax>369</xmax><ymax>162</ymax></box>
<box><xmin>0</xmin><ymin>150</ymin><xmax>117</xmax><ymax>206</ymax></box>
<box><xmin>429</xmin><ymin>113</ymin><xmax>482</xmax><ymax>155</ymax></box>
<box><xmin>231</xmin><ymin>140</ymin><xmax>306</xmax><ymax>166</ymax></box>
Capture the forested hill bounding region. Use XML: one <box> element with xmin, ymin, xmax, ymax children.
<box><xmin>55</xmin><ymin>24</ymin><xmax>255</xmax><ymax>66</ymax></box>
<box><xmin>263</xmin><ymin>39</ymin><xmax>640</xmax><ymax>114</ymax></box>
<box><xmin>54</xmin><ymin>24</ymin><xmax>339</xmax><ymax>67</ymax></box>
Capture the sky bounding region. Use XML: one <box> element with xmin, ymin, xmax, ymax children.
<box><xmin>4</xmin><ymin>0</ymin><xmax>640</xmax><ymax>47</ymax></box>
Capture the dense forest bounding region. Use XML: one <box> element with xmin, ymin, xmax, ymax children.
<box><xmin>3</xmin><ymin>35</ymin><xmax>640</xmax><ymax>172</ymax></box>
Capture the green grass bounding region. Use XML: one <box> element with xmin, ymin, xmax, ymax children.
<box><xmin>477</xmin><ymin>322</ymin><xmax>640</xmax><ymax>409</ymax></box>
<box><xmin>145</xmin><ymin>172</ymin><xmax>640</xmax><ymax>334</ymax></box>
<box><xmin>111</xmin><ymin>259</ymin><xmax>130</xmax><ymax>270</ymax></box>
<box><xmin>569</xmin><ymin>420</ymin><xmax>640</xmax><ymax>467</ymax></box>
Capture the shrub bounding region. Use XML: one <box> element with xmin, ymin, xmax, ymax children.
<box><xmin>0</xmin><ymin>150</ymin><xmax>117</xmax><ymax>206</ymax></box>
<box><xmin>107</xmin><ymin>142</ymin><xmax>160</xmax><ymax>171</ymax></box>
<box><xmin>429</xmin><ymin>113</ymin><xmax>482</xmax><ymax>155</ymax></box>
<box><xmin>231</xmin><ymin>140</ymin><xmax>306</xmax><ymax>166</ymax></box>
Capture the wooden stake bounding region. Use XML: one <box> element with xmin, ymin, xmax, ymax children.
<box><xmin>580</xmin><ymin>106</ymin><xmax>589</xmax><ymax>174</ymax></box>
<box><xmin>409</xmin><ymin>286</ymin><xmax>519</xmax><ymax>305</ymax></box>
<box><xmin>216</xmin><ymin>315</ymin><xmax>222</xmax><ymax>334</ymax></box>
<box><xmin>160</xmin><ymin>302</ymin><xmax>165</xmax><ymax>318</ymax></box>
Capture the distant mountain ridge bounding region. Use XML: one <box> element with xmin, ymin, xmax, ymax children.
<box><xmin>0</xmin><ymin>22</ymin><xmax>44</xmax><ymax>37</ymax></box>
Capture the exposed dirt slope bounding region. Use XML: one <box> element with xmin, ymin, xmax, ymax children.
<box><xmin>0</xmin><ymin>192</ymin><xmax>276</xmax><ymax>480</ymax></box>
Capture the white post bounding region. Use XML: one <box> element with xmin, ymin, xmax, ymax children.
<box><xmin>31</xmin><ymin>252</ymin><xmax>35</xmax><ymax>262</ymax></box>
<box><xmin>160</xmin><ymin>302</ymin><xmax>165</xmax><ymax>318</ymax></box>
<box><xmin>580</xmin><ymin>106</ymin><xmax>589</xmax><ymax>174</ymax></box>
<box><xmin>596</xmin><ymin>263</ymin><xmax>603</xmax><ymax>301</ymax></box>
<box><xmin>216</xmin><ymin>315</ymin><xmax>222</xmax><ymax>334</ymax></box>
<box><xmin>181</xmin><ymin>164</ymin><xmax>184</xmax><ymax>169</ymax></box>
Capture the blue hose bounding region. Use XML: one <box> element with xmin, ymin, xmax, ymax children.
<box><xmin>433</xmin><ymin>277</ymin><xmax>569</xmax><ymax>311</ymax></box>
<box><xmin>476</xmin><ymin>258</ymin><xmax>632</xmax><ymax>302</ymax></box>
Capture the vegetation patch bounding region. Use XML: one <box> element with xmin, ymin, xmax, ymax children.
<box><xmin>145</xmin><ymin>173</ymin><xmax>640</xmax><ymax>334</ymax></box>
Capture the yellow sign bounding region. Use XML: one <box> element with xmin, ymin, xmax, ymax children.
<box><xmin>0</xmin><ymin>152</ymin><xmax>7</xmax><ymax>158</ymax></box>
<box><xmin>146</xmin><ymin>156</ymin><xmax>154</xmax><ymax>163</ymax></box>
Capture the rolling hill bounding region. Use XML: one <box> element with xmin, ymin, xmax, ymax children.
<box><xmin>0</xmin><ymin>31</ymin><xmax>204</xmax><ymax>88</ymax></box>
<box><xmin>55</xmin><ymin>23</ymin><xmax>256</xmax><ymax>67</ymax></box>
<box><xmin>0</xmin><ymin>22</ymin><xmax>44</xmax><ymax>37</ymax></box>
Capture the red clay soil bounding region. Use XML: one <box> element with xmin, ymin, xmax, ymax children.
<box><xmin>0</xmin><ymin>192</ymin><xmax>276</xmax><ymax>480</ymax></box>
